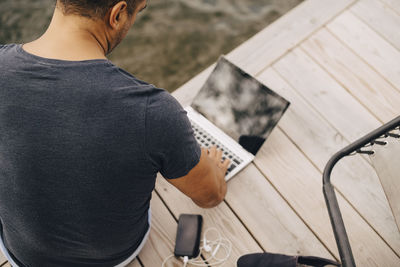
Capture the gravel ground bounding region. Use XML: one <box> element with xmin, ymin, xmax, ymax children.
<box><xmin>0</xmin><ymin>0</ymin><xmax>303</xmax><ymax>92</ymax></box>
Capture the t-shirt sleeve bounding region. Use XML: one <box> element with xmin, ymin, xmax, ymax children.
<box><xmin>145</xmin><ymin>89</ymin><xmax>201</xmax><ymax>179</ymax></box>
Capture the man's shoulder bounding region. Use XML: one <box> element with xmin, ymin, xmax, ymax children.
<box><xmin>110</xmin><ymin>66</ymin><xmax>181</xmax><ymax>109</ymax></box>
<box><xmin>109</xmin><ymin>65</ymin><xmax>159</xmax><ymax>93</ymax></box>
<box><xmin>108</xmin><ymin>66</ymin><xmax>181</xmax><ymax>111</ymax></box>
<box><xmin>146</xmin><ymin>86</ymin><xmax>183</xmax><ymax>115</ymax></box>
<box><xmin>0</xmin><ymin>43</ymin><xmax>18</xmax><ymax>57</ymax></box>
<box><xmin>104</xmin><ymin>65</ymin><xmax>157</xmax><ymax>95</ymax></box>
<box><xmin>111</xmin><ymin>66</ymin><xmax>151</xmax><ymax>87</ymax></box>
<box><xmin>0</xmin><ymin>43</ymin><xmax>15</xmax><ymax>50</ymax></box>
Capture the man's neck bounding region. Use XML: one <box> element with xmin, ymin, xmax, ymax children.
<box><xmin>23</xmin><ymin>8</ymin><xmax>109</xmax><ymax>61</ymax></box>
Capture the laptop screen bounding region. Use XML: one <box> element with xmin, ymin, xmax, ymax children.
<box><xmin>191</xmin><ymin>56</ymin><xmax>290</xmax><ymax>155</ymax></box>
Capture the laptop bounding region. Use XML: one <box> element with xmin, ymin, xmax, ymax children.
<box><xmin>185</xmin><ymin>56</ymin><xmax>290</xmax><ymax>181</ymax></box>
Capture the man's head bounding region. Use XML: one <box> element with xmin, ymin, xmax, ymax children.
<box><xmin>55</xmin><ymin>0</ymin><xmax>147</xmax><ymax>54</ymax></box>
<box><xmin>57</xmin><ymin>0</ymin><xmax>145</xmax><ymax>20</ymax></box>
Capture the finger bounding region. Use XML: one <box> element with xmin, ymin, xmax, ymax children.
<box><xmin>201</xmin><ymin>148</ymin><xmax>209</xmax><ymax>156</ymax></box>
<box><xmin>216</xmin><ymin>149</ymin><xmax>223</xmax><ymax>161</ymax></box>
<box><xmin>222</xmin><ymin>158</ymin><xmax>230</xmax><ymax>169</ymax></box>
<box><xmin>209</xmin><ymin>146</ymin><xmax>217</xmax><ymax>157</ymax></box>
<box><xmin>218</xmin><ymin>159</ymin><xmax>230</xmax><ymax>173</ymax></box>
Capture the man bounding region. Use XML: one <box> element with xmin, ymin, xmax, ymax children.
<box><xmin>0</xmin><ymin>0</ymin><xmax>230</xmax><ymax>266</ymax></box>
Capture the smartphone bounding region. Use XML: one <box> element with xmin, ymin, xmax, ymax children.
<box><xmin>174</xmin><ymin>214</ymin><xmax>203</xmax><ymax>258</ymax></box>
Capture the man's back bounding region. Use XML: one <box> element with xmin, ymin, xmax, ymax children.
<box><xmin>0</xmin><ymin>44</ymin><xmax>200</xmax><ymax>266</ymax></box>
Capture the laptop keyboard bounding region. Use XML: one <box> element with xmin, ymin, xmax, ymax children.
<box><xmin>189</xmin><ymin>119</ymin><xmax>243</xmax><ymax>175</ymax></box>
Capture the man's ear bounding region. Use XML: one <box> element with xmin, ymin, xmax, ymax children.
<box><xmin>108</xmin><ymin>1</ymin><xmax>128</xmax><ymax>29</ymax></box>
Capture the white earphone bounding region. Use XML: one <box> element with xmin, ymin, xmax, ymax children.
<box><xmin>162</xmin><ymin>227</ymin><xmax>232</xmax><ymax>267</ymax></box>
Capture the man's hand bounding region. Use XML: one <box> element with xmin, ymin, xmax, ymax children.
<box><xmin>205</xmin><ymin>146</ymin><xmax>230</xmax><ymax>175</ymax></box>
<box><xmin>166</xmin><ymin>146</ymin><xmax>230</xmax><ymax>208</ymax></box>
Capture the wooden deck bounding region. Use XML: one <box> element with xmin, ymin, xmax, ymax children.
<box><xmin>1</xmin><ymin>0</ymin><xmax>400</xmax><ymax>266</ymax></box>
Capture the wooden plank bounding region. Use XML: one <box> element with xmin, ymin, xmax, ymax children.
<box><xmin>167</xmin><ymin>1</ymin><xmax>400</xmax><ymax>265</ymax></box>
<box><xmin>228</xmin><ymin>0</ymin><xmax>357</xmax><ymax>75</ymax></box>
<box><xmin>133</xmin><ymin>192</ymin><xmax>197</xmax><ymax>267</ymax></box>
<box><xmin>126</xmin><ymin>259</ymin><xmax>142</xmax><ymax>267</ymax></box>
<box><xmin>0</xmin><ymin>252</ymin><xmax>6</xmax><ymax>266</ymax></box>
<box><xmin>173</xmin><ymin>64</ymin><xmax>215</xmax><ymax>108</ymax></box>
<box><xmin>301</xmin><ymin>28</ymin><xmax>400</xmax><ymax>123</ymax></box>
<box><xmin>273</xmin><ymin>48</ymin><xmax>382</xmax><ymax>142</ymax></box>
<box><xmin>327</xmin><ymin>11</ymin><xmax>400</xmax><ymax>91</ymax></box>
<box><xmin>254</xmin><ymin>127</ymin><xmax>400</xmax><ymax>266</ymax></box>
<box><xmin>173</xmin><ymin>0</ymin><xmax>356</xmax><ymax>103</ymax></box>
<box><xmin>370</xmin><ymin>137</ymin><xmax>400</xmax><ymax>232</ymax></box>
<box><xmin>258</xmin><ymin>67</ymin><xmax>400</xmax><ymax>254</ymax></box>
<box><xmin>351</xmin><ymin>0</ymin><xmax>400</xmax><ymax>50</ymax></box>
<box><xmin>259</xmin><ymin>68</ymin><xmax>349</xmax><ymax>169</ymax></box>
<box><xmin>226</xmin><ymin>164</ymin><xmax>334</xmax><ymax>258</ymax></box>
<box><xmin>380</xmin><ymin>0</ymin><xmax>400</xmax><ymax>15</ymax></box>
<box><xmin>1</xmin><ymin>263</ymin><xmax>10</xmax><ymax>267</ymax></box>
<box><xmin>156</xmin><ymin>176</ymin><xmax>263</xmax><ymax>266</ymax></box>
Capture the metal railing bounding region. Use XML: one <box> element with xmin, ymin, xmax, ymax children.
<box><xmin>322</xmin><ymin>115</ymin><xmax>400</xmax><ymax>267</ymax></box>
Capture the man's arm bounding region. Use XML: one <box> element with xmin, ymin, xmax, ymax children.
<box><xmin>166</xmin><ymin>146</ymin><xmax>230</xmax><ymax>208</ymax></box>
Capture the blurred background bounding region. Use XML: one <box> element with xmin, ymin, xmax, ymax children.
<box><xmin>0</xmin><ymin>0</ymin><xmax>303</xmax><ymax>92</ymax></box>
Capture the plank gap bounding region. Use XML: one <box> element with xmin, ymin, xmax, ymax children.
<box><xmin>271</xmin><ymin>65</ymin><xmax>367</xmax><ymax>146</ymax></box>
<box><xmin>300</xmin><ymin>27</ymin><xmax>400</xmax><ymax>123</ymax></box>
<box><xmin>252</xmin><ymin>161</ymin><xmax>339</xmax><ymax>261</ymax></box>
<box><xmin>222</xmin><ymin>199</ymin><xmax>266</xmax><ymax>254</ymax></box>
<box><xmin>274</xmin><ymin>125</ymin><xmax>397</xmax><ymax>258</ymax></box>
<box><xmin>269</xmin><ymin>62</ymin><xmax>400</xmax><ymax>255</ymax></box>
<box><xmin>325</xmin><ymin>25</ymin><xmax>400</xmax><ymax>95</ymax></box>
<box><xmin>136</xmin><ymin>257</ymin><xmax>144</xmax><ymax>267</ymax></box>
<box><xmin>326</xmin><ymin>11</ymin><xmax>400</xmax><ymax>93</ymax></box>
<box><xmin>277</xmin><ymin>125</ymin><xmax>398</xmax><ymax>258</ymax></box>
<box><xmin>271</xmin><ymin>57</ymin><xmax>380</xmax><ymax>168</ymax></box>
<box><xmin>379</xmin><ymin>0</ymin><xmax>400</xmax><ymax>16</ymax></box>
<box><xmin>349</xmin><ymin>8</ymin><xmax>400</xmax><ymax>53</ymax></box>
<box><xmin>154</xmin><ymin>189</ymin><xmax>179</xmax><ymax>222</ymax></box>
<box><xmin>253</xmin><ymin>0</ymin><xmax>360</xmax><ymax>78</ymax></box>
<box><xmin>298</xmin><ymin>46</ymin><xmax>384</xmax><ymax>125</ymax></box>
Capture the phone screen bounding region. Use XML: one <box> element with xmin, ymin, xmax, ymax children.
<box><xmin>174</xmin><ymin>214</ymin><xmax>203</xmax><ymax>258</ymax></box>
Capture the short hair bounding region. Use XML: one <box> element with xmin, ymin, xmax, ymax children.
<box><xmin>57</xmin><ymin>0</ymin><xmax>144</xmax><ymax>19</ymax></box>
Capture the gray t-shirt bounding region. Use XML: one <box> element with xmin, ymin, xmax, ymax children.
<box><xmin>0</xmin><ymin>44</ymin><xmax>201</xmax><ymax>266</ymax></box>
